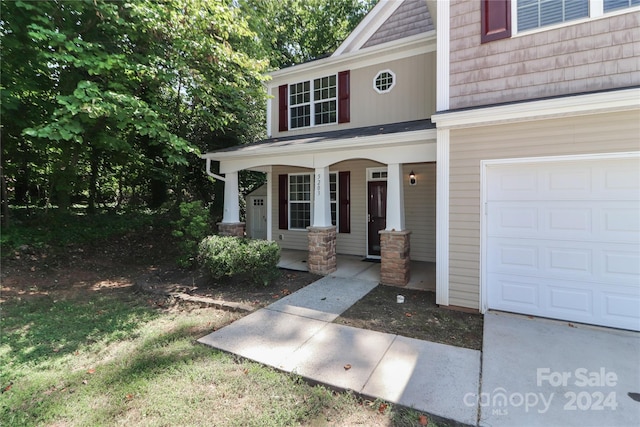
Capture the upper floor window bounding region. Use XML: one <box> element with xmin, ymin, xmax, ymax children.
<box><xmin>290</xmin><ymin>75</ymin><xmax>336</xmax><ymax>129</ymax></box>
<box><xmin>373</xmin><ymin>70</ymin><xmax>396</xmax><ymax>94</ymax></box>
<box><xmin>517</xmin><ymin>0</ymin><xmax>588</xmax><ymax>32</ymax></box>
<box><xmin>482</xmin><ymin>0</ymin><xmax>639</xmax><ymax>43</ymax></box>
<box><xmin>604</xmin><ymin>0</ymin><xmax>640</xmax><ymax>11</ymax></box>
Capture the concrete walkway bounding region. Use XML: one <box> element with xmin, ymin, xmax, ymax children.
<box><xmin>198</xmin><ymin>275</ymin><xmax>481</xmax><ymax>425</ymax></box>
<box><xmin>199</xmin><ymin>275</ymin><xmax>640</xmax><ymax>426</ymax></box>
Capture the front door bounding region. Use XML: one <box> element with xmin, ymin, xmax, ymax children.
<box><xmin>367</xmin><ymin>181</ymin><xmax>387</xmax><ymax>257</ymax></box>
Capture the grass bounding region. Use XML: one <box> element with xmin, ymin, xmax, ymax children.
<box><xmin>1</xmin><ymin>293</ymin><xmax>442</xmax><ymax>427</ymax></box>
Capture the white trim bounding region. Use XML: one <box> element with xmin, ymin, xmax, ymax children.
<box><xmin>268</xmin><ymin>32</ymin><xmax>436</xmax><ymax>86</ymax></box>
<box><xmin>432</xmin><ymin>88</ymin><xmax>640</xmax><ymax>129</ymax></box>
<box><xmin>373</xmin><ymin>69</ymin><xmax>396</xmax><ymax>94</ymax></box>
<box><xmin>436</xmin><ymin>128</ymin><xmax>450</xmax><ymax>306</ymax></box>
<box><xmin>333</xmin><ymin>0</ymin><xmax>405</xmax><ymax>56</ymax></box>
<box><xmin>479</xmin><ymin>151</ymin><xmax>640</xmax><ymax>314</ymax></box>
<box><xmin>266</xmin><ymin>86</ymin><xmax>272</xmax><ymax>138</ymax></box>
<box><xmin>204</xmin><ymin>128</ymin><xmax>436</xmax><ymax>162</ymax></box>
<box><xmin>436</xmin><ymin>0</ymin><xmax>450</xmax><ymax>111</ymax></box>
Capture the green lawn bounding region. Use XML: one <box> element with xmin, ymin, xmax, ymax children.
<box><xmin>1</xmin><ymin>292</ymin><xmax>436</xmax><ymax>426</ymax></box>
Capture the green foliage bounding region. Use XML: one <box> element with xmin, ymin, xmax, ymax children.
<box><xmin>0</xmin><ymin>209</ymin><xmax>157</xmax><ymax>254</ymax></box>
<box><xmin>171</xmin><ymin>202</ymin><xmax>212</xmax><ymax>268</ymax></box>
<box><xmin>1</xmin><ymin>0</ymin><xmax>267</xmax><ymax>211</ymax></box>
<box><xmin>238</xmin><ymin>0</ymin><xmax>378</xmax><ymax>68</ymax></box>
<box><xmin>198</xmin><ymin>235</ymin><xmax>281</xmax><ymax>286</ymax></box>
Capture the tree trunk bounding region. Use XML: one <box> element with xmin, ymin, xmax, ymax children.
<box><xmin>1</xmin><ymin>166</ymin><xmax>10</xmax><ymax>228</ymax></box>
<box><xmin>88</xmin><ymin>147</ymin><xmax>99</xmax><ymax>214</ymax></box>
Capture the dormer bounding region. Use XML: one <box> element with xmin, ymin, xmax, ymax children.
<box><xmin>265</xmin><ymin>0</ymin><xmax>437</xmax><ymax>139</ymax></box>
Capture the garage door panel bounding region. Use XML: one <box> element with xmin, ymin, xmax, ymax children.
<box><xmin>489</xmin><ymin>202</ymin><xmax>639</xmax><ymax>242</ymax></box>
<box><xmin>548</xmin><ymin>285</ymin><xmax>593</xmax><ymax>315</ymax></box>
<box><xmin>488</xmin><ymin>276</ymin><xmax>540</xmax><ymax>309</ymax></box>
<box><xmin>491</xmin><ymin>238</ymin><xmax>639</xmax><ymax>285</ymax></box>
<box><xmin>604</xmin><ymin>250</ymin><xmax>640</xmax><ymax>277</ymax></box>
<box><xmin>603</xmin><ymin>293</ymin><xmax>640</xmax><ymax>328</ymax></box>
<box><xmin>486</xmin><ymin>156</ymin><xmax>640</xmax><ymax>331</ymax></box>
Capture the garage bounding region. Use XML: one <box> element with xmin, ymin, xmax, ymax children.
<box><xmin>485</xmin><ymin>155</ymin><xmax>640</xmax><ymax>331</ymax></box>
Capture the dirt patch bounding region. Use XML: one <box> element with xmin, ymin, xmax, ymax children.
<box><xmin>334</xmin><ymin>285</ymin><xmax>483</xmax><ymax>350</ymax></box>
<box><xmin>2</xmin><ymin>227</ymin><xmax>482</xmax><ymax>351</ymax></box>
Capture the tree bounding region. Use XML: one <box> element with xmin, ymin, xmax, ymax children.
<box><xmin>238</xmin><ymin>0</ymin><xmax>377</xmax><ymax>69</ymax></box>
<box><xmin>1</xmin><ymin>0</ymin><xmax>267</xmax><ymax>212</ymax></box>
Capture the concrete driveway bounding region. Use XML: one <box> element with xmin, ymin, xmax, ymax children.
<box><xmin>479</xmin><ymin>312</ymin><xmax>640</xmax><ymax>427</ymax></box>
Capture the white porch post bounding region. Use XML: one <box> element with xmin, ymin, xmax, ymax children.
<box><xmin>312</xmin><ymin>166</ymin><xmax>332</xmax><ymax>227</ymax></box>
<box><xmin>385</xmin><ymin>163</ymin><xmax>405</xmax><ymax>231</ymax></box>
<box><xmin>436</xmin><ymin>128</ymin><xmax>450</xmax><ymax>306</ymax></box>
<box><xmin>266</xmin><ymin>170</ymin><xmax>273</xmax><ymax>241</ymax></box>
<box><xmin>222</xmin><ymin>171</ymin><xmax>240</xmax><ymax>223</ymax></box>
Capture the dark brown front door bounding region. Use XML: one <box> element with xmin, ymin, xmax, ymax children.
<box><xmin>367</xmin><ymin>181</ymin><xmax>387</xmax><ymax>256</ymax></box>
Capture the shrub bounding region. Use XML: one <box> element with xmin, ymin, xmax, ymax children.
<box><xmin>171</xmin><ymin>201</ymin><xmax>211</xmax><ymax>267</ymax></box>
<box><xmin>198</xmin><ymin>235</ymin><xmax>281</xmax><ymax>286</ymax></box>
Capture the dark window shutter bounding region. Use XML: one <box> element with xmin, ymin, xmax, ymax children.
<box><xmin>338</xmin><ymin>70</ymin><xmax>350</xmax><ymax>124</ymax></box>
<box><xmin>278</xmin><ymin>85</ymin><xmax>288</xmax><ymax>132</ymax></box>
<box><xmin>481</xmin><ymin>0</ymin><xmax>511</xmax><ymax>43</ymax></box>
<box><xmin>338</xmin><ymin>171</ymin><xmax>350</xmax><ymax>233</ymax></box>
<box><xmin>278</xmin><ymin>174</ymin><xmax>288</xmax><ymax>229</ymax></box>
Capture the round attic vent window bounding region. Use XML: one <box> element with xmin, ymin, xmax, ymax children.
<box><xmin>374</xmin><ymin>70</ymin><xmax>395</xmax><ymax>94</ymax></box>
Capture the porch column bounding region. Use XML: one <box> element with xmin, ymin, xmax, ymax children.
<box><xmin>385</xmin><ymin>163</ymin><xmax>405</xmax><ymax>231</ymax></box>
<box><xmin>312</xmin><ymin>167</ymin><xmax>332</xmax><ymax>227</ymax></box>
<box><xmin>218</xmin><ymin>171</ymin><xmax>245</xmax><ymax>237</ymax></box>
<box><xmin>380</xmin><ymin>163</ymin><xmax>410</xmax><ymax>286</ymax></box>
<box><xmin>308</xmin><ymin>166</ymin><xmax>336</xmax><ymax>275</ymax></box>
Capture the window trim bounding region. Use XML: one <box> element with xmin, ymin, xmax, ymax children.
<box><xmin>289</xmin><ymin>74</ymin><xmax>338</xmax><ymax>130</ymax></box>
<box><xmin>511</xmin><ymin>0</ymin><xmax>640</xmax><ymax>36</ymax></box>
<box><xmin>373</xmin><ymin>69</ymin><xmax>396</xmax><ymax>94</ymax></box>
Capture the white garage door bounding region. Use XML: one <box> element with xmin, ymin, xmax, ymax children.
<box><xmin>486</xmin><ymin>156</ymin><xmax>640</xmax><ymax>331</ymax></box>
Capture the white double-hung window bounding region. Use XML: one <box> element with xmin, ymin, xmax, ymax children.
<box><xmin>289</xmin><ymin>75</ymin><xmax>337</xmax><ymax>129</ymax></box>
<box><xmin>287</xmin><ymin>173</ymin><xmax>339</xmax><ymax>230</ymax></box>
<box><xmin>514</xmin><ymin>0</ymin><xmax>639</xmax><ymax>33</ymax></box>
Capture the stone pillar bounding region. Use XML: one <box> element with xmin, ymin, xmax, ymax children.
<box><xmin>217</xmin><ymin>222</ymin><xmax>245</xmax><ymax>237</ymax></box>
<box><xmin>380</xmin><ymin>230</ymin><xmax>411</xmax><ymax>286</ymax></box>
<box><xmin>307</xmin><ymin>226</ymin><xmax>337</xmax><ymax>275</ymax></box>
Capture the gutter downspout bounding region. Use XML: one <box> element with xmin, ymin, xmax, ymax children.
<box><xmin>205</xmin><ymin>158</ymin><xmax>226</xmax><ymax>182</ymax></box>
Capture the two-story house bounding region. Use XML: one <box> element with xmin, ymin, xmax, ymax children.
<box><xmin>202</xmin><ymin>0</ymin><xmax>640</xmax><ymax>332</ymax></box>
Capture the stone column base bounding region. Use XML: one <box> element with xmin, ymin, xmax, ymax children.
<box><xmin>217</xmin><ymin>222</ymin><xmax>246</xmax><ymax>238</ymax></box>
<box><xmin>307</xmin><ymin>226</ymin><xmax>337</xmax><ymax>275</ymax></box>
<box><xmin>380</xmin><ymin>230</ymin><xmax>411</xmax><ymax>286</ymax></box>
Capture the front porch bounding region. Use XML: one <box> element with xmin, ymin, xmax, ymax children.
<box><xmin>278</xmin><ymin>249</ymin><xmax>435</xmax><ymax>291</ymax></box>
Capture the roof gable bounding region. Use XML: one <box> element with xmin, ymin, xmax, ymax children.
<box><xmin>333</xmin><ymin>0</ymin><xmax>434</xmax><ymax>56</ymax></box>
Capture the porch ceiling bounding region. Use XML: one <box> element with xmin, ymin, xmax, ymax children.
<box><xmin>202</xmin><ymin>119</ymin><xmax>437</xmax><ymax>172</ymax></box>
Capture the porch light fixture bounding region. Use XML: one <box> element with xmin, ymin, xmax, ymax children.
<box><xmin>409</xmin><ymin>170</ymin><xmax>417</xmax><ymax>186</ymax></box>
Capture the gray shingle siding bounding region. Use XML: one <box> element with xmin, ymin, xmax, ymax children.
<box><xmin>362</xmin><ymin>0</ymin><xmax>434</xmax><ymax>49</ymax></box>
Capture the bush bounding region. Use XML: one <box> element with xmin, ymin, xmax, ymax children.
<box><xmin>171</xmin><ymin>202</ymin><xmax>211</xmax><ymax>267</ymax></box>
<box><xmin>198</xmin><ymin>235</ymin><xmax>281</xmax><ymax>286</ymax></box>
